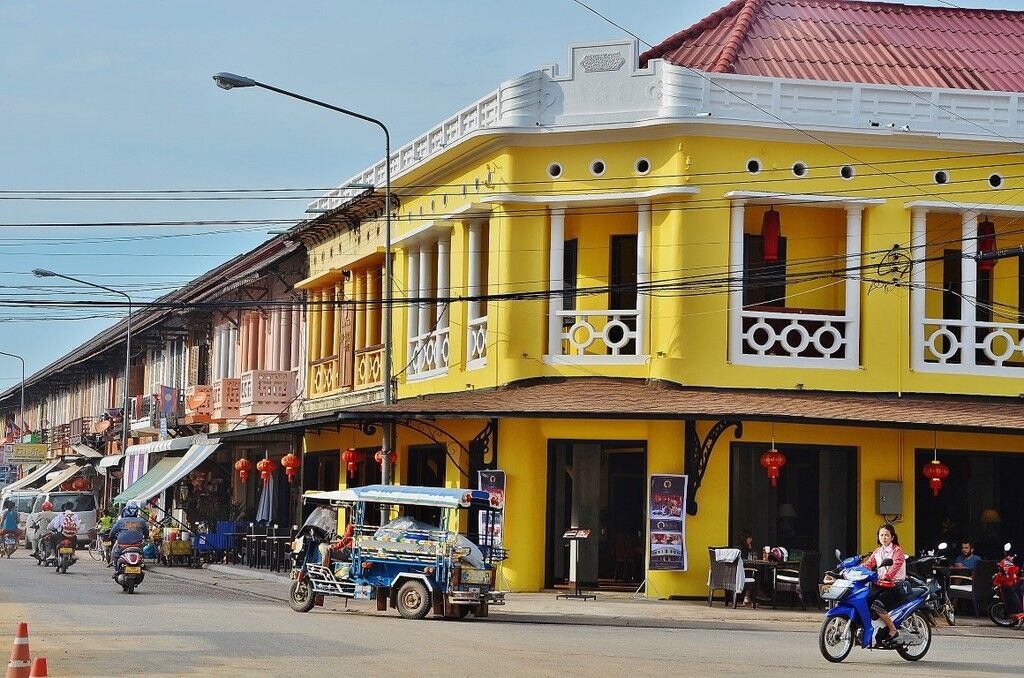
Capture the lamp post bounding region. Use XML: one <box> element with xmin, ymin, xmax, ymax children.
<box><xmin>213</xmin><ymin>72</ymin><xmax>395</xmax><ymax>486</ymax></box>
<box><xmin>32</xmin><ymin>269</ymin><xmax>132</xmax><ymax>454</ymax></box>
<box><xmin>0</xmin><ymin>351</ymin><xmax>25</xmax><ymax>442</ymax></box>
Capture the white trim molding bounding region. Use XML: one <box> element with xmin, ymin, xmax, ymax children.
<box><xmin>484</xmin><ymin>185</ymin><xmax>699</xmax><ymax>207</ymax></box>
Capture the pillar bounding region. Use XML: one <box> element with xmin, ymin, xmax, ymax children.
<box><xmin>910</xmin><ymin>209</ymin><xmax>928</xmax><ymax>371</ymax></box>
<box><xmin>844</xmin><ymin>206</ymin><xmax>863</xmax><ymax>367</ymax></box>
<box><xmin>961</xmin><ymin>210</ymin><xmax>979</xmax><ymax>367</ymax></box>
<box><xmin>278</xmin><ymin>305</ymin><xmax>290</xmax><ymax>372</ymax></box>
<box><xmin>290</xmin><ymin>302</ymin><xmax>300</xmax><ymax>371</ymax></box>
<box><xmin>368</xmin><ymin>267</ymin><xmax>382</xmax><ymax>347</ymax></box>
<box><xmin>547</xmin><ymin>207</ymin><xmax>565</xmax><ymax>355</ymax></box>
<box><xmin>309</xmin><ymin>290</ymin><xmax>322</xmax><ymax>364</ymax></box>
<box><xmin>728</xmin><ymin>201</ymin><xmax>746</xmax><ymax>362</ymax></box>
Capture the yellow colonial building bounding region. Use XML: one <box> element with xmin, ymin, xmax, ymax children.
<box><xmin>295</xmin><ymin>0</ymin><xmax>1024</xmax><ymax>599</ymax></box>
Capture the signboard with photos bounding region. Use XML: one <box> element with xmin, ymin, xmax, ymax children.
<box><xmin>477</xmin><ymin>470</ymin><xmax>506</xmax><ymax>548</ymax></box>
<box><xmin>648</xmin><ymin>474</ymin><xmax>688</xmax><ymax>571</ymax></box>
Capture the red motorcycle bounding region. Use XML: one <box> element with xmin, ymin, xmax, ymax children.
<box><xmin>989</xmin><ymin>543</ymin><xmax>1023</xmax><ymax>628</ymax></box>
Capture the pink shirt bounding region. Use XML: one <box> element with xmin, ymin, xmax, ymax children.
<box><xmin>865</xmin><ymin>543</ymin><xmax>906</xmax><ymax>582</ymax></box>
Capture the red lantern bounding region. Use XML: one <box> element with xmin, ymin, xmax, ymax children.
<box><xmin>342</xmin><ymin>448</ymin><xmax>364</xmax><ymax>477</ymax></box>
<box><xmin>374</xmin><ymin>449</ymin><xmax>397</xmax><ymax>466</ymax></box>
<box><xmin>256</xmin><ymin>457</ymin><xmax>278</xmax><ymax>484</ymax></box>
<box><xmin>281</xmin><ymin>453</ymin><xmax>301</xmax><ymax>484</ymax></box>
<box><xmin>978</xmin><ymin>217</ymin><xmax>996</xmax><ymax>272</ymax></box>
<box><xmin>922</xmin><ymin>459</ymin><xmax>950</xmax><ymax>497</ymax></box>
<box><xmin>234</xmin><ymin>458</ymin><xmax>253</xmax><ymax>483</ymax></box>
<box><xmin>71</xmin><ymin>477</ymin><xmax>90</xmax><ymax>491</ymax></box>
<box><xmin>60</xmin><ymin>481</ymin><xmax>75</xmax><ymax>491</ymax></box>
<box><xmin>759</xmin><ymin>448</ymin><xmax>787</xmax><ymax>486</ymax></box>
<box><xmin>762</xmin><ymin>207</ymin><xmax>782</xmax><ymax>262</ymax></box>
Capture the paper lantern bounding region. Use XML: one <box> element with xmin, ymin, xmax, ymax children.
<box><xmin>281</xmin><ymin>453</ymin><xmax>301</xmax><ymax>484</ymax></box>
<box><xmin>374</xmin><ymin>449</ymin><xmax>397</xmax><ymax>466</ymax></box>
<box><xmin>762</xmin><ymin>207</ymin><xmax>782</xmax><ymax>262</ymax></box>
<box><xmin>922</xmin><ymin>459</ymin><xmax>950</xmax><ymax>497</ymax></box>
<box><xmin>759</xmin><ymin>449</ymin><xmax>787</xmax><ymax>487</ymax></box>
<box><xmin>256</xmin><ymin>457</ymin><xmax>277</xmax><ymax>484</ymax></box>
<box><xmin>234</xmin><ymin>458</ymin><xmax>253</xmax><ymax>483</ymax></box>
<box><xmin>71</xmin><ymin>477</ymin><xmax>90</xmax><ymax>491</ymax></box>
<box><xmin>342</xmin><ymin>448</ymin><xmax>364</xmax><ymax>476</ymax></box>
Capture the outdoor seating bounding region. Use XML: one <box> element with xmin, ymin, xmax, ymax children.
<box><xmin>707</xmin><ymin>546</ymin><xmax>744</xmax><ymax>608</ymax></box>
<box><xmin>742</xmin><ymin>565</ymin><xmax>759</xmax><ymax>609</ymax></box>
<box><xmin>949</xmin><ymin>560</ymin><xmax>998</xmax><ymax>617</ymax></box>
<box><xmin>773</xmin><ymin>551</ymin><xmax>820</xmax><ymax>610</ymax></box>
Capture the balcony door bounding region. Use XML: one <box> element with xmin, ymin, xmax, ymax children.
<box><xmin>609</xmin><ymin>235</ymin><xmax>638</xmax><ymax>355</ymax></box>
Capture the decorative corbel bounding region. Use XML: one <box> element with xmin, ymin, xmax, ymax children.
<box><xmin>685</xmin><ymin>419</ymin><xmax>742</xmax><ymax>516</ymax></box>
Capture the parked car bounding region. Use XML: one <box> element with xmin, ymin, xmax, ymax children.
<box><xmin>26</xmin><ymin>491</ymin><xmax>97</xmax><ymax>548</ymax></box>
<box><xmin>2</xmin><ymin>490</ymin><xmax>39</xmax><ymax>548</ymax></box>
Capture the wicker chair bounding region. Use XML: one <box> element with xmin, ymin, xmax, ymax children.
<box><xmin>773</xmin><ymin>551</ymin><xmax>821</xmax><ymax>610</ymax></box>
<box><xmin>949</xmin><ymin>560</ymin><xmax>998</xmax><ymax>617</ymax></box>
<box><xmin>707</xmin><ymin>546</ymin><xmax>743</xmax><ymax>608</ymax></box>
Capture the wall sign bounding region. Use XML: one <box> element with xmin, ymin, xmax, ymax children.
<box><xmin>649</xmin><ymin>474</ymin><xmax>688</xmax><ymax>571</ymax></box>
<box><xmin>477</xmin><ymin>469</ymin><xmax>505</xmax><ymax>549</ymax></box>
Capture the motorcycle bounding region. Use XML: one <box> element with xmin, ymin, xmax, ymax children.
<box><xmin>33</xmin><ymin>533</ymin><xmax>56</xmax><ymax>567</ymax></box>
<box><xmin>906</xmin><ymin>542</ymin><xmax>955</xmax><ymax>626</ymax></box>
<box><xmin>114</xmin><ymin>546</ymin><xmax>145</xmax><ymax>594</ymax></box>
<box><xmin>1</xmin><ymin>531</ymin><xmax>17</xmax><ymax>558</ymax></box>
<box><xmin>54</xmin><ymin>534</ymin><xmax>76</xmax><ymax>574</ymax></box>
<box><xmin>819</xmin><ymin>549</ymin><xmax>938</xmax><ymax>663</ymax></box>
<box><xmin>989</xmin><ymin>542</ymin><xmax>1022</xmax><ymax>628</ymax></box>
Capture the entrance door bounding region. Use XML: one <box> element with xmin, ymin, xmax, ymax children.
<box><xmin>407</xmin><ymin>444</ymin><xmax>446</xmax><ymax>524</ymax></box>
<box><xmin>730</xmin><ymin>443</ymin><xmax>856</xmax><ymax>576</ymax></box>
<box><xmin>546</xmin><ymin>441</ymin><xmax>646</xmax><ymax>589</ymax></box>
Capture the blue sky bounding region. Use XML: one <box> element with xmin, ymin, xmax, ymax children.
<box><xmin>0</xmin><ymin>0</ymin><xmax>1018</xmax><ymax>386</ymax></box>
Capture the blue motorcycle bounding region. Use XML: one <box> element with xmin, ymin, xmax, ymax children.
<box><xmin>819</xmin><ymin>550</ymin><xmax>938</xmax><ymax>662</ymax></box>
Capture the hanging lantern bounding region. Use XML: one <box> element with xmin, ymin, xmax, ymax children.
<box><xmin>60</xmin><ymin>481</ymin><xmax>75</xmax><ymax>491</ymax></box>
<box><xmin>922</xmin><ymin>459</ymin><xmax>950</xmax><ymax>497</ymax></box>
<box><xmin>281</xmin><ymin>453</ymin><xmax>301</xmax><ymax>484</ymax></box>
<box><xmin>342</xmin><ymin>448</ymin><xmax>364</xmax><ymax>476</ymax></box>
<box><xmin>762</xmin><ymin>207</ymin><xmax>782</xmax><ymax>262</ymax></box>
<box><xmin>234</xmin><ymin>458</ymin><xmax>253</xmax><ymax>483</ymax></box>
<box><xmin>374</xmin><ymin>449</ymin><xmax>397</xmax><ymax>466</ymax></box>
<box><xmin>71</xmin><ymin>477</ymin><xmax>90</xmax><ymax>491</ymax></box>
<box><xmin>978</xmin><ymin>217</ymin><xmax>997</xmax><ymax>272</ymax></box>
<box><xmin>759</xmin><ymin>448</ymin><xmax>787</xmax><ymax>487</ymax></box>
<box><xmin>256</xmin><ymin>457</ymin><xmax>278</xmax><ymax>484</ymax></box>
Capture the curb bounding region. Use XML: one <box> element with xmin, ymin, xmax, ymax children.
<box><xmin>207</xmin><ymin>564</ymin><xmax>291</xmax><ymax>585</ymax></box>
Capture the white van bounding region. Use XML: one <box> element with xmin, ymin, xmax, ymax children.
<box><xmin>26</xmin><ymin>491</ymin><xmax>97</xmax><ymax>548</ymax></box>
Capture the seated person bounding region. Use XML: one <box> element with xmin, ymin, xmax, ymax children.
<box><xmin>317</xmin><ymin>519</ymin><xmax>355</xmax><ymax>573</ymax></box>
<box><xmin>954</xmin><ymin>541</ymin><xmax>981</xmax><ymax>570</ymax></box>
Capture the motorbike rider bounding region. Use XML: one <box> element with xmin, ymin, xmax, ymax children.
<box><xmin>47</xmin><ymin>503</ymin><xmax>82</xmax><ymax>562</ymax></box>
<box><xmin>30</xmin><ymin>501</ymin><xmax>55</xmax><ymax>560</ymax></box>
<box><xmin>109</xmin><ymin>502</ymin><xmax>148</xmax><ymax>578</ymax></box>
<box><xmin>862</xmin><ymin>522</ymin><xmax>907</xmax><ymax>645</ymax></box>
<box><xmin>0</xmin><ymin>500</ymin><xmax>18</xmax><ymax>541</ymax></box>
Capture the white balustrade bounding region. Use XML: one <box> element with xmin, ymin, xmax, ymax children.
<box><xmin>738</xmin><ymin>309</ymin><xmax>853</xmax><ymax>366</ymax></box>
<box><xmin>557</xmin><ymin>310</ymin><xmax>640</xmax><ymax>357</ymax></box>
<box><xmin>467</xmin><ymin>316</ymin><xmax>488</xmax><ymax>369</ymax></box>
<box><xmin>921</xmin><ymin>318</ymin><xmax>1024</xmax><ymax>373</ymax></box>
<box><xmin>408</xmin><ymin>328</ymin><xmax>450</xmax><ymax>380</ymax></box>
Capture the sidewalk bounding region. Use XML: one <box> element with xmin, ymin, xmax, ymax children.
<box><xmin>148</xmin><ymin>563</ymin><xmax>1023</xmax><ymax>639</ymax></box>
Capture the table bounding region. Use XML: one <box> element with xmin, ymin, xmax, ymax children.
<box><xmin>745</xmin><ymin>559</ymin><xmax>799</xmax><ymax>603</ymax></box>
<box><xmin>265</xmin><ymin>535</ymin><xmax>293</xmax><ymax>573</ymax></box>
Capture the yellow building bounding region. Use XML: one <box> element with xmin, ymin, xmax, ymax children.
<box><xmin>298</xmin><ymin>1</ymin><xmax>1024</xmax><ymax>598</ymax></box>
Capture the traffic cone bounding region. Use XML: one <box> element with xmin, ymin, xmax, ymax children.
<box><xmin>5</xmin><ymin>622</ymin><xmax>30</xmax><ymax>678</ymax></box>
<box><xmin>27</xmin><ymin>659</ymin><xmax>45</xmax><ymax>678</ymax></box>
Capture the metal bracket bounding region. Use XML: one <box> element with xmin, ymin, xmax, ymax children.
<box><xmin>685</xmin><ymin>419</ymin><xmax>742</xmax><ymax>516</ymax></box>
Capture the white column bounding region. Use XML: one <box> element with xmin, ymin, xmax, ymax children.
<box><xmin>548</xmin><ymin>207</ymin><xmax>566</xmax><ymax>355</ymax></box>
<box><xmin>407</xmin><ymin>247</ymin><xmax>420</xmax><ymax>363</ymax></box>
<box><xmin>290</xmin><ymin>303</ymin><xmax>300</xmax><ymax>371</ymax></box>
<box><xmin>467</xmin><ymin>221</ymin><xmax>483</xmax><ymax>323</ymax></box>
<box><xmin>436</xmin><ymin>236</ymin><xmax>451</xmax><ymax>368</ymax></box>
<box><xmin>278</xmin><ymin>306</ymin><xmax>290</xmax><ymax>372</ymax></box>
<box><xmin>728</xmin><ymin>201</ymin><xmax>746</xmax><ymax>362</ymax></box>
<box><xmin>961</xmin><ymin>210</ymin><xmax>979</xmax><ymax>368</ymax></box>
<box><xmin>228</xmin><ymin>324</ymin><xmax>239</xmax><ymax>377</ymax></box>
<box><xmin>910</xmin><ymin>208</ymin><xmax>928</xmax><ymax>371</ymax></box>
<box><xmin>268</xmin><ymin>309</ymin><xmax>280</xmax><ymax>371</ymax></box>
<box><xmin>844</xmin><ymin>206</ymin><xmax>863</xmax><ymax>367</ymax></box>
<box><xmin>636</xmin><ymin>201</ymin><xmax>651</xmax><ymax>356</ymax></box>
<box><xmin>418</xmin><ymin>245</ymin><xmax>432</xmax><ymax>343</ymax></box>
<box><xmin>211</xmin><ymin>327</ymin><xmax>221</xmax><ymax>381</ymax></box>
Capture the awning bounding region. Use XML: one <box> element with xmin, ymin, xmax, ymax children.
<box><xmin>124</xmin><ymin>435</ymin><xmax>203</xmax><ymax>457</ymax></box>
<box><xmin>98</xmin><ymin>455</ymin><xmax>123</xmax><ymax>469</ymax></box>
<box><xmin>0</xmin><ymin>460</ymin><xmax>62</xmax><ymax>494</ymax></box>
<box><xmin>113</xmin><ymin>441</ymin><xmax>221</xmax><ymax>505</ymax></box>
<box><xmin>71</xmin><ymin>444</ymin><xmax>103</xmax><ymax>459</ymax></box>
<box><xmin>37</xmin><ymin>465</ymin><xmax>87</xmax><ymax>493</ymax></box>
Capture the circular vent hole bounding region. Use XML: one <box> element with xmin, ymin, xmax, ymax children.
<box><xmin>792</xmin><ymin>162</ymin><xmax>808</xmax><ymax>178</ymax></box>
<box><xmin>590</xmin><ymin>159</ymin><xmax>606</xmax><ymax>176</ymax></box>
<box><xmin>934</xmin><ymin>170</ymin><xmax>949</xmax><ymax>185</ymax></box>
<box><xmin>635</xmin><ymin>158</ymin><xmax>651</xmax><ymax>175</ymax></box>
<box><xmin>746</xmin><ymin>158</ymin><xmax>761</xmax><ymax>174</ymax></box>
<box><xmin>989</xmin><ymin>173</ymin><xmax>1004</xmax><ymax>188</ymax></box>
<box><xmin>840</xmin><ymin>165</ymin><xmax>856</xmax><ymax>180</ymax></box>
<box><xmin>547</xmin><ymin>162</ymin><xmax>562</xmax><ymax>179</ymax></box>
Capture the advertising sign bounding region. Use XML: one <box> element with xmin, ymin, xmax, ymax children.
<box><xmin>477</xmin><ymin>469</ymin><xmax>506</xmax><ymax>548</ymax></box>
<box><xmin>648</xmin><ymin>474</ymin><xmax>688</xmax><ymax>571</ymax></box>
<box><xmin>10</xmin><ymin>443</ymin><xmax>48</xmax><ymax>464</ymax></box>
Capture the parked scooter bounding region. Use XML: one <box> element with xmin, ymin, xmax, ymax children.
<box><xmin>989</xmin><ymin>542</ymin><xmax>1023</xmax><ymax>628</ymax></box>
<box><xmin>906</xmin><ymin>542</ymin><xmax>956</xmax><ymax>626</ymax></box>
<box><xmin>819</xmin><ymin>549</ymin><xmax>938</xmax><ymax>663</ymax></box>
<box><xmin>114</xmin><ymin>546</ymin><xmax>145</xmax><ymax>594</ymax></box>
<box><xmin>54</xmin><ymin>534</ymin><xmax>76</xmax><ymax>574</ymax></box>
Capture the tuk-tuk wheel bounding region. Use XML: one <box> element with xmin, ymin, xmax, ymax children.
<box><xmin>395</xmin><ymin>580</ymin><xmax>431</xmax><ymax>620</ymax></box>
<box><xmin>289</xmin><ymin>579</ymin><xmax>316</xmax><ymax>613</ymax></box>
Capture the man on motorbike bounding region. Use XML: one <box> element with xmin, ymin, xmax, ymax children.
<box><xmin>47</xmin><ymin>503</ymin><xmax>82</xmax><ymax>562</ymax></box>
<box><xmin>30</xmin><ymin>501</ymin><xmax>55</xmax><ymax>561</ymax></box>
<box><xmin>109</xmin><ymin>502</ymin><xmax>148</xmax><ymax>579</ymax></box>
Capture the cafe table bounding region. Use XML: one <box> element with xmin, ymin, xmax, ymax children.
<box><xmin>744</xmin><ymin>559</ymin><xmax>779</xmax><ymax>603</ymax></box>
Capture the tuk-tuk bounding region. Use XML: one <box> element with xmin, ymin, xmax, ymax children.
<box><xmin>289</xmin><ymin>484</ymin><xmax>506</xmax><ymax>620</ymax></box>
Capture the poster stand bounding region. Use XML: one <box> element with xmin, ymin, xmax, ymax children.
<box><xmin>556</xmin><ymin>529</ymin><xmax>596</xmax><ymax>601</ymax></box>
<box><xmin>631</xmin><ymin>575</ymin><xmax>662</xmax><ymax>600</ymax></box>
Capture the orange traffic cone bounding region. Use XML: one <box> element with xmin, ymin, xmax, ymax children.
<box><xmin>27</xmin><ymin>659</ymin><xmax>45</xmax><ymax>678</ymax></box>
<box><xmin>5</xmin><ymin>622</ymin><xmax>30</xmax><ymax>678</ymax></box>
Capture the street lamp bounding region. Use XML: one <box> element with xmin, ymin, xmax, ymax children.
<box><xmin>213</xmin><ymin>72</ymin><xmax>396</xmax><ymax>486</ymax></box>
<box><xmin>32</xmin><ymin>269</ymin><xmax>132</xmax><ymax>454</ymax></box>
<box><xmin>0</xmin><ymin>351</ymin><xmax>25</xmax><ymax>443</ymax></box>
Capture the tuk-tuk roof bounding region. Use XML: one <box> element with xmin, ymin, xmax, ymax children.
<box><xmin>304</xmin><ymin>484</ymin><xmax>490</xmax><ymax>509</ymax></box>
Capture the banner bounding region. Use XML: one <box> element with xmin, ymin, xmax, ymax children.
<box><xmin>477</xmin><ymin>470</ymin><xmax>506</xmax><ymax>549</ymax></box>
<box><xmin>648</xmin><ymin>474</ymin><xmax>688</xmax><ymax>571</ymax></box>
<box><xmin>10</xmin><ymin>443</ymin><xmax>47</xmax><ymax>464</ymax></box>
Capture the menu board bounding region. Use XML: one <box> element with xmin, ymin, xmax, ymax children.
<box><xmin>648</xmin><ymin>474</ymin><xmax>688</xmax><ymax>571</ymax></box>
<box><xmin>477</xmin><ymin>470</ymin><xmax>506</xmax><ymax>549</ymax></box>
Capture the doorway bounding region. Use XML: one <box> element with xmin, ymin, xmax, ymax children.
<box><xmin>407</xmin><ymin>444</ymin><xmax>446</xmax><ymax>524</ymax></box>
<box><xmin>545</xmin><ymin>440</ymin><xmax>646</xmax><ymax>589</ymax></box>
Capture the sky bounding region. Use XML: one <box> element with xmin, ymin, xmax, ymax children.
<box><xmin>0</xmin><ymin>0</ymin><xmax>1020</xmax><ymax>387</ymax></box>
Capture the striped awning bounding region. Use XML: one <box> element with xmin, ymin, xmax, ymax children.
<box><xmin>113</xmin><ymin>441</ymin><xmax>221</xmax><ymax>505</ymax></box>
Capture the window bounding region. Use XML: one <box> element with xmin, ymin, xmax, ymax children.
<box><xmin>743</xmin><ymin>234</ymin><xmax>788</xmax><ymax>307</ymax></box>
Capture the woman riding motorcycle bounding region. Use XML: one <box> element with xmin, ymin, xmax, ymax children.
<box><xmin>109</xmin><ymin>502</ymin><xmax>148</xmax><ymax>577</ymax></box>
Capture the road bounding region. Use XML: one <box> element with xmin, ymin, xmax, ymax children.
<box><xmin>0</xmin><ymin>550</ymin><xmax>1021</xmax><ymax>677</ymax></box>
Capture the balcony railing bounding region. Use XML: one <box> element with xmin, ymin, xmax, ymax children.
<box><xmin>555</xmin><ymin>309</ymin><xmax>641</xmax><ymax>360</ymax></box>
<box><xmin>408</xmin><ymin>328</ymin><xmax>450</xmax><ymax>380</ymax></box>
<box><xmin>736</xmin><ymin>306</ymin><xmax>855</xmax><ymax>368</ymax></box>
<box><xmin>212</xmin><ymin>378</ymin><xmax>241</xmax><ymax>421</ymax></box>
<box><xmin>355</xmin><ymin>344</ymin><xmax>385</xmax><ymax>390</ymax></box>
<box><xmin>129</xmin><ymin>394</ymin><xmax>159</xmax><ymax>434</ymax></box>
<box><xmin>239</xmin><ymin>370</ymin><xmax>295</xmax><ymax>416</ymax></box>
<box><xmin>184</xmin><ymin>385</ymin><xmax>213</xmax><ymax>424</ymax></box>
<box><xmin>919</xmin><ymin>318</ymin><xmax>1024</xmax><ymax>375</ymax></box>
<box><xmin>309</xmin><ymin>355</ymin><xmax>339</xmax><ymax>398</ymax></box>
<box><xmin>467</xmin><ymin>316</ymin><xmax>488</xmax><ymax>370</ymax></box>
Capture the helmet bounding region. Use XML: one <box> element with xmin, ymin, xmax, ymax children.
<box><xmin>121</xmin><ymin>502</ymin><xmax>140</xmax><ymax>518</ymax></box>
<box><xmin>41</xmin><ymin>501</ymin><xmax>54</xmax><ymax>511</ymax></box>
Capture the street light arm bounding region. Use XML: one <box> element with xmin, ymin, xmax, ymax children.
<box><xmin>42</xmin><ymin>272</ymin><xmax>133</xmax><ymax>303</ymax></box>
<box><xmin>250</xmin><ymin>81</ymin><xmax>390</xmax><ymax>141</ymax></box>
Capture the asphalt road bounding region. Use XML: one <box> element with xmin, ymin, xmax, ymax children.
<box><xmin>0</xmin><ymin>550</ymin><xmax>1021</xmax><ymax>677</ymax></box>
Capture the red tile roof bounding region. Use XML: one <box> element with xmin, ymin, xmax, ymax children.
<box><xmin>350</xmin><ymin>378</ymin><xmax>1024</xmax><ymax>435</ymax></box>
<box><xmin>640</xmin><ymin>0</ymin><xmax>1024</xmax><ymax>92</ymax></box>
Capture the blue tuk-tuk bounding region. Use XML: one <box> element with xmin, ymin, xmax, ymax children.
<box><xmin>289</xmin><ymin>484</ymin><xmax>506</xmax><ymax>620</ymax></box>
